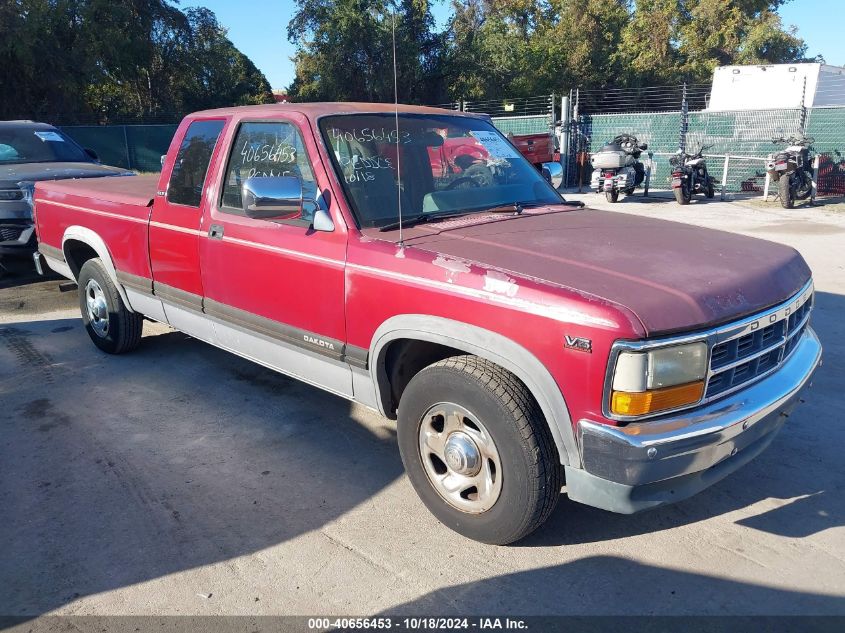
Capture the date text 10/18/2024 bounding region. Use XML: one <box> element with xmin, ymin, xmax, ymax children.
<box><xmin>307</xmin><ymin>617</ymin><xmax>529</xmax><ymax>630</ymax></box>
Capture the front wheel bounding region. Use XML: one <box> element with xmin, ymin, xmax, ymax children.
<box><xmin>779</xmin><ymin>173</ymin><xmax>794</xmax><ymax>209</ymax></box>
<box><xmin>706</xmin><ymin>179</ymin><xmax>715</xmax><ymax>198</ymax></box>
<box><xmin>78</xmin><ymin>258</ymin><xmax>143</xmax><ymax>354</ymax></box>
<box><xmin>397</xmin><ymin>356</ymin><xmax>561</xmax><ymax>545</ymax></box>
<box><xmin>606</xmin><ymin>189</ymin><xmax>619</xmax><ymax>203</ymax></box>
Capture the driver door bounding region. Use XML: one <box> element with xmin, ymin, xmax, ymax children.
<box><xmin>199</xmin><ymin>116</ymin><xmax>351</xmax><ymax>396</ymax></box>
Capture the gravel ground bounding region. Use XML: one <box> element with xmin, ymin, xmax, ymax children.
<box><xmin>1</xmin><ymin>192</ymin><xmax>843</xmax><ymax>617</ymax></box>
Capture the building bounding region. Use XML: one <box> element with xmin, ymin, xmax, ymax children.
<box><xmin>708</xmin><ymin>63</ymin><xmax>845</xmax><ymax>111</ymax></box>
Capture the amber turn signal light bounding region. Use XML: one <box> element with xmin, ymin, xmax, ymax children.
<box><xmin>611</xmin><ymin>380</ymin><xmax>705</xmax><ymax>416</ymax></box>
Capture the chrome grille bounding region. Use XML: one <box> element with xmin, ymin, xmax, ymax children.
<box><xmin>705</xmin><ymin>286</ymin><xmax>813</xmax><ymax>399</ymax></box>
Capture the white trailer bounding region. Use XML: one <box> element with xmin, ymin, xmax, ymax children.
<box><xmin>708</xmin><ymin>63</ymin><xmax>845</xmax><ymax>110</ymax></box>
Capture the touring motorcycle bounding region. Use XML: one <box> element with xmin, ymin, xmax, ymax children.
<box><xmin>590</xmin><ymin>134</ymin><xmax>648</xmax><ymax>202</ymax></box>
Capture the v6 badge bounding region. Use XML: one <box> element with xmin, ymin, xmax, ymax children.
<box><xmin>564</xmin><ymin>335</ymin><xmax>592</xmax><ymax>353</ymax></box>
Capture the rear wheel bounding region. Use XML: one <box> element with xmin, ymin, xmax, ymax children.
<box><xmin>78</xmin><ymin>258</ymin><xmax>143</xmax><ymax>354</ymax></box>
<box><xmin>674</xmin><ymin>183</ymin><xmax>691</xmax><ymax>205</ymax></box>
<box><xmin>605</xmin><ymin>189</ymin><xmax>619</xmax><ymax>203</ymax></box>
<box><xmin>779</xmin><ymin>173</ymin><xmax>794</xmax><ymax>209</ymax></box>
<box><xmin>397</xmin><ymin>355</ymin><xmax>561</xmax><ymax>545</ymax></box>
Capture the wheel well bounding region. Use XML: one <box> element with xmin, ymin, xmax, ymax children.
<box><xmin>63</xmin><ymin>240</ymin><xmax>99</xmax><ymax>280</ymax></box>
<box><xmin>382</xmin><ymin>339</ymin><xmax>463</xmax><ymax>417</ymax></box>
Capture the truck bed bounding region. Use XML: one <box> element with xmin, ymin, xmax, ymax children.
<box><xmin>33</xmin><ymin>174</ymin><xmax>159</xmax><ymax>283</ymax></box>
<box><xmin>34</xmin><ymin>173</ymin><xmax>159</xmax><ymax>207</ymax></box>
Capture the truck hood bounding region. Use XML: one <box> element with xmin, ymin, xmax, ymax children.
<box><xmin>399</xmin><ymin>208</ymin><xmax>811</xmax><ymax>336</ymax></box>
<box><xmin>0</xmin><ymin>162</ymin><xmax>130</xmax><ymax>188</ymax></box>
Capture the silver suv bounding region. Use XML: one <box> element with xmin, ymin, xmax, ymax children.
<box><xmin>0</xmin><ymin>120</ymin><xmax>132</xmax><ymax>261</ymax></box>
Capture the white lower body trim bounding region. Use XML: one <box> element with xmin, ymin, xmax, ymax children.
<box><xmin>43</xmin><ymin>255</ymin><xmax>74</xmax><ymax>282</ymax></box>
<box><xmin>138</xmin><ymin>296</ymin><xmax>355</xmax><ymax>401</ymax></box>
<box><xmin>124</xmin><ymin>288</ymin><xmax>167</xmax><ymax>323</ymax></box>
<box><xmin>209</xmin><ymin>313</ymin><xmax>354</xmax><ymax>399</ymax></box>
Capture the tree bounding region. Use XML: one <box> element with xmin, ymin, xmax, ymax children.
<box><xmin>287</xmin><ymin>0</ymin><xmax>443</xmax><ymax>103</ymax></box>
<box><xmin>615</xmin><ymin>0</ymin><xmax>683</xmax><ymax>85</ymax></box>
<box><xmin>178</xmin><ymin>8</ymin><xmax>274</xmax><ymax>112</ymax></box>
<box><xmin>677</xmin><ymin>0</ymin><xmax>809</xmax><ymax>79</ymax></box>
<box><xmin>0</xmin><ymin>0</ymin><xmax>273</xmax><ymax>122</ymax></box>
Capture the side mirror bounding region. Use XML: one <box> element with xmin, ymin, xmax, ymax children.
<box><xmin>639</xmin><ymin>143</ymin><xmax>648</xmax><ymax>150</ymax></box>
<box><xmin>541</xmin><ymin>162</ymin><xmax>563</xmax><ymax>189</ymax></box>
<box><xmin>160</xmin><ymin>155</ymin><xmax>167</xmax><ymax>168</ymax></box>
<box><xmin>242</xmin><ymin>176</ymin><xmax>303</xmax><ymax>221</ymax></box>
<box><xmin>312</xmin><ymin>208</ymin><xmax>334</xmax><ymax>232</ymax></box>
<box><xmin>84</xmin><ymin>148</ymin><xmax>99</xmax><ymax>162</ymax></box>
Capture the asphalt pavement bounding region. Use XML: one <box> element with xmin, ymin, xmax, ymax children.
<box><xmin>1</xmin><ymin>193</ymin><xmax>843</xmax><ymax>617</ymax></box>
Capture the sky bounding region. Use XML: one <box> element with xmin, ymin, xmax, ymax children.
<box><xmin>183</xmin><ymin>0</ymin><xmax>844</xmax><ymax>92</ymax></box>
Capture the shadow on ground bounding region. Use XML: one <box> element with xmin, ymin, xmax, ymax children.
<box><xmin>383</xmin><ymin>555</ymin><xmax>845</xmax><ymax>615</ymax></box>
<box><xmin>0</xmin><ymin>291</ymin><xmax>842</xmax><ymax>616</ymax></box>
<box><xmin>0</xmin><ymin>318</ymin><xmax>403</xmax><ymax>616</ymax></box>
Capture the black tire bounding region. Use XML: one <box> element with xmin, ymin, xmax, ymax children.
<box><xmin>397</xmin><ymin>355</ymin><xmax>561</xmax><ymax>545</ymax></box>
<box><xmin>605</xmin><ymin>189</ymin><xmax>619</xmax><ymax>203</ymax></box>
<box><xmin>795</xmin><ymin>172</ymin><xmax>813</xmax><ymax>200</ymax></box>
<box><xmin>674</xmin><ymin>183</ymin><xmax>691</xmax><ymax>205</ymax></box>
<box><xmin>706</xmin><ymin>179</ymin><xmax>715</xmax><ymax>198</ymax></box>
<box><xmin>78</xmin><ymin>258</ymin><xmax>143</xmax><ymax>354</ymax></box>
<box><xmin>779</xmin><ymin>174</ymin><xmax>794</xmax><ymax>209</ymax></box>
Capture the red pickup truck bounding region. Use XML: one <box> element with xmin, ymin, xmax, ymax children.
<box><xmin>32</xmin><ymin>103</ymin><xmax>821</xmax><ymax>544</ymax></box>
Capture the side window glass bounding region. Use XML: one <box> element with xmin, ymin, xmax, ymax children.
<box><xmin>167</xmin><ymin>119</ymin><xmax>225</xmax><ymax>207</ymax></box>
<box><xmin>220</xmin><ymin>121</ymin><xmax>318</xmax><ymax>223</ymax></box>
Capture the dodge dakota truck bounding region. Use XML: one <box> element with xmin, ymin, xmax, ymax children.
<box><xmin>32</xmin><ymin>103</ymin><xmax>821</xmax><ymax>544</ymax></box>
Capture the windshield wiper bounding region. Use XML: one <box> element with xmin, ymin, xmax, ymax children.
<box><xmin>379</xmin><ymin>202</ymin><xmax>534</xmax><ymax>232</ymax></box>
<box><xmin>378</xmin><ymin>211</ymin><xmax>469</xmax><ymax>232</ymax></box>
<box><xmin>377</xmin><ymin>200</ymin><xmax>577</xmax><ymax>232</ymax></box>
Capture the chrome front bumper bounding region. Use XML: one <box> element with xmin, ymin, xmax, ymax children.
<box><xmin>565</xmin><ymin>327</ymin><xmax>822</xmax><ymax>514</ymax></box>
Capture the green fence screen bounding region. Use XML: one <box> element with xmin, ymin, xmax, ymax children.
<box><xmin>58</xmin><ymin>107</ymin><xmax>845</xmax><ymax>195</ymax></box>
<box><xmin>806</xmin><ymin>107</ymin><xmax>845</xmax><ymax>195</ymax></box>
<box><xmin>491</xmin><ymin>115</ymin><xmax>552</xmax><ymax>136</ymax></box>
<box><xmin>61</xmin><ymin>124</ymin><xmax>177</xmax><ymax>173</ymax></box>
<box><xmin>575</xmin><ymin>107</ymin><xmax>845</xmax><ymax>194</ymax></box>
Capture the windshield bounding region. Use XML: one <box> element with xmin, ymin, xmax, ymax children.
<box><xmin>0</xmin><ymin>126</ymin><xmax>90</xmax><ymax>164</ymax></box>
<box><xmin>319</xmin><ymin>113</ymin><xmax>561</xmax><ymax>228</ymax></box>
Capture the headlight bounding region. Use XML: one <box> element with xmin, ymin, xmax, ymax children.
<box><xmin>16</xmin><ymin>182</ymin><xmax>35</xmax><ymax>218</ymax></box>
<box><xmin>610</xmin><ymin>342</ymin><xmax>708</xmax><ymax>417</ymax></box>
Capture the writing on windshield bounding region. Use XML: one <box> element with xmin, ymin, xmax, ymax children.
<box><xmin>320</xmin><ymin>114</ymin><xmax>559</xmax><ymax>228</ymax></box>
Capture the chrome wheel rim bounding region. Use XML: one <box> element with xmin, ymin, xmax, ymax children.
<box><xmin>85</xmin><ymin>279</ymin><xmax>109</xmax><ymax>338</ymax></box>
<box><xmin>418</xmin><ymin>402</ymin><xmax>502</xmax><ymax>514</ymax></box>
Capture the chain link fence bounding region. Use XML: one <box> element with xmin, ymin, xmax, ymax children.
<box><xmin>570</xmin><ymin>105</ymin><xmax>845</xmax><ymax>195</ymax></box>
<box><xmin>37</xmin><ymin>94</ymin><xmax>845</xmax><ymax>195</ymax></box>
<box><xmin>433</xmin><ymin>95</ymin><xmax>557</xmax><ymax>136</ymax></box>
<box><xmin>806</xmin><ymin>107</ymin><xmax>845</xmax><ymax>195</ymax></box>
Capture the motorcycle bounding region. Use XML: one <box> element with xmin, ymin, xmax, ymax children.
<box><xmin>589</xmin><ymin>134</ymin><xmax>648</xmax><ymax>203</ymax></box>
<box><xmin>766</xmin><ymin>135</ymin><xmax>815</xmax><ymax>208</ymax></box>
<box><xmin>670</xmin><ymin>145</ymin><xmax>716</xmax><ymax>204</ymax></box>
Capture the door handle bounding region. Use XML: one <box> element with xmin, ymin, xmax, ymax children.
<box><xmin>208</xmin><ymin>224</ymin><xmax>224</xmax><ymax>240</ymax></box>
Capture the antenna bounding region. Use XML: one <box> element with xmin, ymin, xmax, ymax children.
<box><xmin>391</xmin><ymin>7</ymin><xmax>404</xmax><ymax>246</ymax></box>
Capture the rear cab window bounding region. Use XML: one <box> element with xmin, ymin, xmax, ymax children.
<box><xmin>219</xmin><ymin>120</ymin><xmax>318</xmax><ymax>225</ymax></box>
<box><xmin>167</xmin><ymin>119</ymin><xmax>226</xmax><ymax>207</ymax></box>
